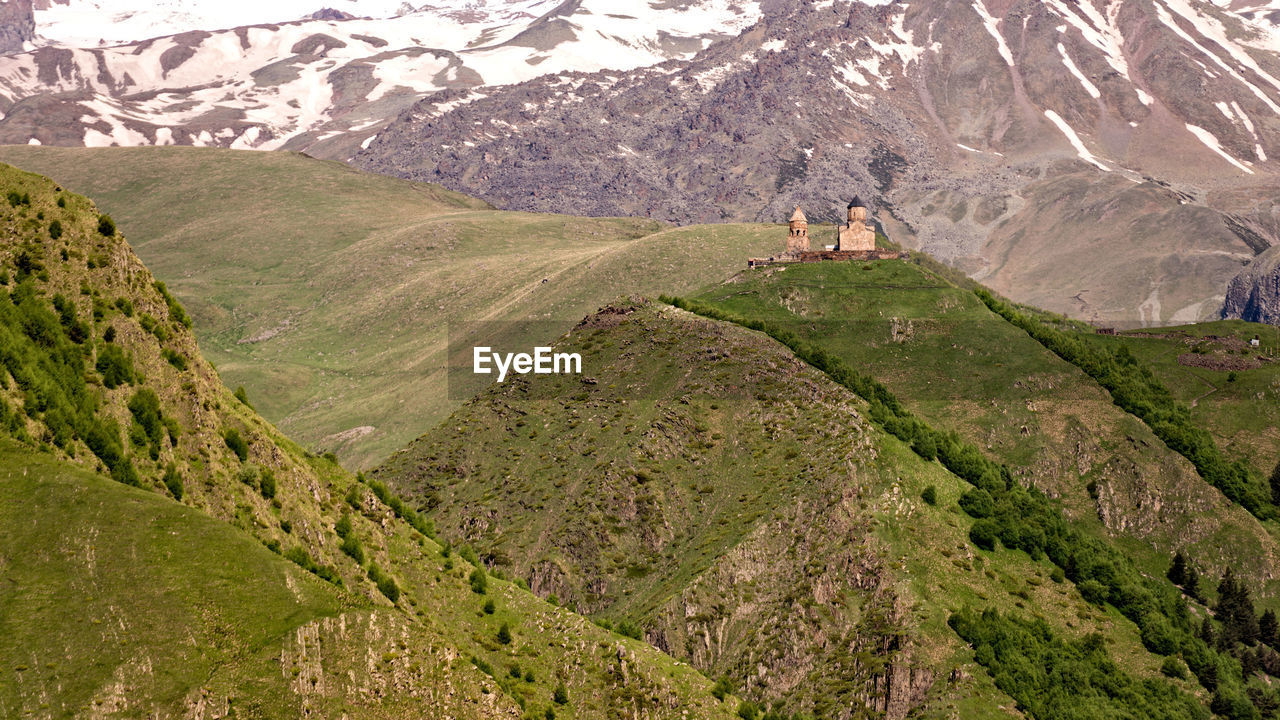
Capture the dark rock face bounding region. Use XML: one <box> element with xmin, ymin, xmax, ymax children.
<box><xmin>306</xmin><ymin>8</ymin><xmax>357</xmax><ymax>21</ymax></box>
<box><xmin>1224</xmin><ymin>245</ymin><xmax>1280</xmax><ymax>325</ymax></box>
<box><xmin>0</xmin><ymin>0</ymin><xmax>33</xmax><ymax>55</ymax></box>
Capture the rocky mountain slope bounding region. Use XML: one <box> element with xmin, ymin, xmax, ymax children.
<box><xmin>0</xmin><ymin>161</ymin><xmax>744</xmax><ymax>718</ymax></box>
<box><xmin>0</xmin><ymin>0</ymin><xmax>761</xmax><ymax>161</ymax></box>
<box><xmin>374</xmin><ymin>285</ymin><xmax>1280</xmax><ymax>718</ymax></box>
<box><xmin>355</xmin><ymin>0</ymin><xmax>1280</xmax><ymax>325</ymax></box>
<box><xmin>1225</xmin><ymin>242</ymin><xmax>1280</xmax><ymax>322</ymax></box>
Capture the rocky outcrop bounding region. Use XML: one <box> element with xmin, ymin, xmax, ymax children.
<box><xmin>0</xmin><ymin>0</ymin><xmax>33</xmax><ymax>54</ymax></box>
<box><xmin>1224</xmin><ymin>244</ymin><xmax>1280</xmax><ymax>324</ymax></box>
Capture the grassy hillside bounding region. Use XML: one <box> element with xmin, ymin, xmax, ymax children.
<box><xmin>1083</xmin><ymin>321</ymin><xmax>1280</xmax><ymax>479</ymax></box>
<box><xmin>375</xmin><ymin>300</ymin><xmax>1214</xmax><ymax>719</ymax></box>
<box><xmin>689</xmin><ymin>260</ymin><xmax>1280</xmax><ymax>596</ymax></box>
<box><xmin>0</xmin><ymin>146</ymin><xmax>783</xmax><ymax>468</ymax></box>
<box><xmin>0</xmin><ymin>162</ymin><xmax>746</xmax><ymax>718</ymax></box>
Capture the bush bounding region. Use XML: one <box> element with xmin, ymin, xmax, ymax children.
<box><xmin>335</xmin><ymin>513</ymin><xmax>353</xmax><ymax>539</ymax></box>
<box><xmin>162</xmin><ymin>348</ymin><xmax>187</xmax><ymax>370</ymax></box>
<box><xmin>234</xmin><ymin>385</ymin><xmax>253</xmax><ymax>409</ymax></box>
<box><xmin>48</xmin><ymin>220</ymin><xmax>62</xmax><ymax>240</ymax></box>
<box><xmin>340</xmin><ymin>534</ymin><xmax>364</xmax><ymax>564</ymax></box>
<box><xmin>552</xmin><ymin>683</ymin><xmax>568</xmax><ymax>705</ymax></box>
<box><xmin>483</xmin><ymin>599</ymin><xmax>495</xmax><ymax>614</ymax></box>
<box><xmin>470</xmin><ymin>567</ymin><xmax>488</xmax><ymax>594</ymax></box>
<box><xmin>921</xmin><ymin>485</ymin><xmax>938</xmax><ymax>505</ymax></box>
<box><xmin>223</xmin><ymin>428</ymin><xmax>249</xmax><ymax>461</ymax></box>
<box><xmin>711</xmin><ymin>677</ymin><xmax>734</xmax><ymax>701</ymax></box>
<box><xmin>496</xmin><ymin>623</ymin><xmax>512</xmax><ymax>645</ymax></box>
<box><xmin>1162</xmin><ymin>656</ymin><xmax>1188</xmax><ymax>679</ymax></box>
<box><xmin>162</xmin><ymin>462</ymin><xmax>183</xmax><ymax>500</ymax></box>
<box><xmin>969</xmin><ymin>519</ymin><xmax>999</xmax><ymax>550</ymax></box>
<box><xmin>258</xmin><ymin>467</ymin><xmax>277</xmax><ymax>499</ymax></box>
<box><xmin>367</xmin><ymin>564</ymin><xmax>400</xmax><ymax>602</ymax></box>
<box><xmin>97</xmin><ymin>215</ymin><xmax>115</xmax><ymax>237</ymax></box>
<box><xmin>737</xmin><ymin>702</ymin><xmax>760</xmax><ymax>720</ymax></box>
<box><xmin>95</xmin><ymin>344</ymin><xmax>133</xmax><ymax>388</ymax></box>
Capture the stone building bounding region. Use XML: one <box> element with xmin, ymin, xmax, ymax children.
<box><xmin>787</xmin><ymin>207</ymin><xmax>810</xmax><ymax>254</ymax></box>
<box><xmin>747</xmin><ymin>200</ymin><xmax>905</xmax><ymax>267</ymax></box>
<box><xmin>837</xmin><ymin>196</ymin><xmax>876</xmax><ymax>251</ymax></box>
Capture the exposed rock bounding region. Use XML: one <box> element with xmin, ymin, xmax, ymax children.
<box><xmin>1224</xmin><ymin>244</ymin><xmax>1280</xmax><ymax>325</ymax></box>
<box><xmin>0</xmin><ymin>0</ymin><xmax>33</xmax><ymax>54</ymax></box>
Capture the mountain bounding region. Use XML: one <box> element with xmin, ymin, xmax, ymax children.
<box><xmin>0</xmin><ymin>0</ymin><xmax>762</xmax><ymax>162</ymax></box>
<box><xmin>0</xmin><ymin>145</ymin><xmax>789</xmax><ymax>469</ymax></box>
<box><xmin>1224</xmin><ymin>243</ymin><xmax>1280</xmax><ymax>323</ymax></box>
<box><xmin>354</xmin><ymin>0</ymin><xmax>1280</xmax><ymax>326</ymax></box>
<box><xmin>0</xmin><ymin>160</ymin><xmax>745</xmax><ymax>718</ymax></box>
<box><xmin>0</xmin><ymin>0</ymin><xmax>33</xmax><ymax>54</ymax></box>
<box><xmin>373</xmin><ymin>265</ymin><xmax>1280</xmax><ymax>717</ymax></box>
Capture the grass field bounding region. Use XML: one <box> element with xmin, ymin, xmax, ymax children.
<box><xmin>0</xmin><ymin>146</ymin><xmax>783</xmax><ymax>468</ymax></box>
<box><xmin>1082</xmin><ymin>321</ymin><xmax>1280</xmax><ymax>479</ymax></box>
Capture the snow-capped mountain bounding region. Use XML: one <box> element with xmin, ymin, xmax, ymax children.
<box><xmin>29</xmin><ymin>1</ymin><xmax>590</xmax><ymax>48</ymax></box>
<box><xmin>353</xmin><ymin>0</ymin><xmax>1280</xmax><ymax>325</ymax></box>
<box><xmin>0</xmin><ymin>0</ymin><xmax>762</xmax><ymax>158</ymax></box>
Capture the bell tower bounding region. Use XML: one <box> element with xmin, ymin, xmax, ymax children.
<box><xmin>787</xmin><ymin>206</ymin><xmax>809</xmax><ymax>254</ymax></box>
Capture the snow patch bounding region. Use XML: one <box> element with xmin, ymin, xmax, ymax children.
<box><xmin>1185</xmin><ymin>123</ymin><xmax>1255</xmax><ymax>173</ymax></box>
<box><xmin>1043</xmin><ymin>109</ymin><xmax>1110</xmax><ymax>170</ymax></box>
<box><xmin>973</xmin><ymin>0</ymin><xmax>1016</xmax><ymax>67</ymax></box>
<box><xmin>1058</xmin><ymin>43</ymin><xmax>1100</xmax><ymax>99</ymax></box>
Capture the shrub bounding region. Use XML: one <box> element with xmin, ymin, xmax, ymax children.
<box><xmin>921</xmin><ymin>485</ymin><xmax>938</xmax><ymax>505</ymax></box>
<box><xmin>97</xmin><ymin>214</ymin><xmax>115</xmax><ymax>237</ymax></box>
<box><xmin>162</xmin><ymin>462</ymin><xmax>183</xmax><ymax>500</ymax></box>
<box><xmin>483</xmin><ymin>599</ymin><xmax>496</xmax><ymax>614</ymax></box>
<box><xmin>258</xmin><ymin>467</ymin><xmax>276</xmax><ymax>499</ymax></box>
<box><xmin>737</xmin><ymin>701</ymin><xmax>760</xmax><ymax>720</ymax></box>
<box><xmin>95</xmin><ymin>344</ymin><xmax>133</xmax><ymax>388</ymax></box>
<box><xmin>340</xmin><ymin>534</ymin><xmax>364</xmax><ymax>564</ymax></box>
<box><xmin>367</xmin><ymin>564</ymin><xmax>400</xmax><ymax>602</ymax></box>
<box><xmin>496</xmin><ymin>623</ymin><xmax>512</xmax><ymax>645</ymax></box>
<box><xmin>711</xmin><ymin>677</ymin><xmax>734</xmax><ymax>701</ymax></box>
<box><xmin>1162</xmin><ymin>656</ymin><xmax>1188</xmax><ymax>679</ymax></box>
<box><xmin>470</xmin><ymin>567</ymin><xmax>488</xmax><ymax>594</ymax></box>
<box><xmin>48</xmin><ymin>220</ymin><xmax>62</xmax><ymax>240</ymax></box>
<box><xmin>552</xmin><ymin>683</ymin><xmax>568</xmax><ymax>705</ymax></box>
<box><xmin>234</xmin><ymin>385</ymin><xmax>253</xmax><ymax>409</ymax></box>
<box><xmin>162</xmin><ymin>348</ymin><xmax>187</xmax><ymax>370</ymax></box>
<box><xmin>335</xmin><ymin>513</ymin><xmax>353</xmax><ymax>539</ymax></box>
<box><xmin>968</xmin><ymin>519</ymin><xmax>999</xmax><ymax>550</ymax></box>
<box><xmin>223</xmin><ymin>428</ymin><xmax>249</xmax><ymax>461</ymax></box>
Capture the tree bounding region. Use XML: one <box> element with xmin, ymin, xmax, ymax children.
<box><xmin>552</xmin><ymin>683</ymin><xmax>568</xmax><ymax>705</ymax></box>
<box><xmin>1261</xmin><ymin>609</ymin><xmax>1278</xmax><ymax>648</ymax></box>
<box><xmin>48</xmin><ymin>220</ymin><xmax>62</xmax><ymax>240</ymax></box>
<box><xmin>1167</xmin><ymin>551</ymin><xmax>1188</xmax><ymax>587</ymax></box>
<box><xmin>1184</xmin><ymin>564</ymin><xmax>1203</xmax><ymax>603</ymax></box>
<box><xmin>496</xmin><ymin>623</ymin><xmax>511</xmax><ymax>645</ymax></box>
<box><xmin>97</xmin><ymin>214</ymin><xmax>115</xmax><ymax>237</ymax></box>
<box><xmin>1271</xmin><ymin>459</ymin><xmax>1280</xmax><ymax>506</ymax></box>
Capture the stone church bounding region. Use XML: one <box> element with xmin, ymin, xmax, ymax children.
<box><xmin>750</xmin><ymin>198</ymin><xmax>905</xmax><ymax>267</ymax></box>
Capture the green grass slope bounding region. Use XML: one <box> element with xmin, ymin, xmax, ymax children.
<box><xmin>690</xmin><ymin>260</ymin><xmax>1280</xmax><ymax>598</ymax></box>
<box><xmin>376</xmin><ymin>300</ymin><xmax>1205</xmax><ymax>719</ymax></box>
<box><xmin>1082</xmin><ymin>321</ymin><xmax>1280</xmax><ymax>480</ymax></box>
<box><xmin>0</xmin><ymin>146</ymin><xmax>782</xmax><ymax>468</ymax></box>
<box><xmin>0</xmin><ymin>161</ymin><xmax>746</xmax><ymax>718</ymax></box>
